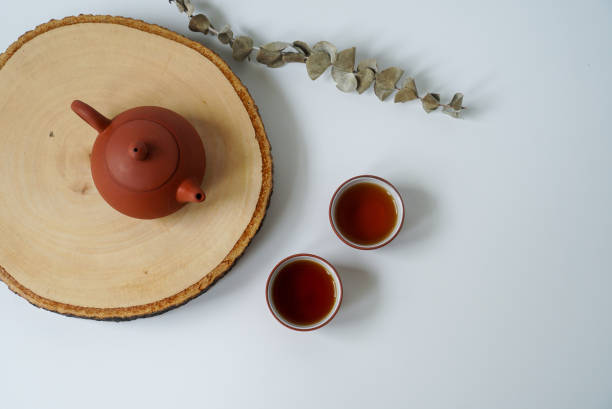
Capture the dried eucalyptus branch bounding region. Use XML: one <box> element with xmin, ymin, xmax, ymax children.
<box><xmin>170</xmin><ymin>0</ymin><xmax>465</xmax><ymax>118</ymax></box>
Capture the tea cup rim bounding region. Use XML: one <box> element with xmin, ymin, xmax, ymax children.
<box><xmin>266</xmin><ymin>253</ymin><xmax>343</xmax><ymax>331</ymax></box>
<box><xmin>329</xmin><ymin>175</ymin><xmax>405</xmax><ymax>250</ymax></box>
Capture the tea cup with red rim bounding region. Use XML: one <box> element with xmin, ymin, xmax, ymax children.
<box><xmin>329</xmin><ymin>175</ymin><xmax>404</xmax><ymax>250</ymax></box>
<box><xmin>266</xmin><ymin>254</ymin><xmax>342</xmax><ymax>331</ymax></box>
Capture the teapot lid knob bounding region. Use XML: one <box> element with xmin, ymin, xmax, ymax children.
<box><xmin>128</xmin><ymin>141</ymin><xmax>148</xmax><ymax>161</ymax></box>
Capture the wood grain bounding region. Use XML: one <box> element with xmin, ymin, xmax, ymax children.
<box><xmin>0</xmin><ymin>15</ymin><xmax>272</xmax><ymax>320</ymax></box>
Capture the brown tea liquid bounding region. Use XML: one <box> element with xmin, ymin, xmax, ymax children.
<box><xmin>271</xmin><ymin>259</ymin><xmax>336</xmax><ymax>326</ymax></box>
<box><xmin>334</xmin><ymin>182</ymin><xmax>398</xmax><ymax>246</ymax></box>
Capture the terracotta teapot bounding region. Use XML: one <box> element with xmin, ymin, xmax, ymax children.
<box><xmin>71</xmin><ymin>100</ymin><xmax>206</xmax><ymax>219</ymax></box>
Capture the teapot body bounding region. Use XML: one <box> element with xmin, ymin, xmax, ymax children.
<box><xmin>72</xmin><ymin>101</ymin><xmax>206</xmax><ymax>219</ymax></box>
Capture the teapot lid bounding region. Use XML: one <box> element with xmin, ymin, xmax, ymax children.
<box><xmin>105</xmin><ymin>120</ymin><xmax>179</xmax><ymax>191</ymax></box>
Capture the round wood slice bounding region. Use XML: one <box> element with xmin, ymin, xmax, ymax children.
<box><xmin>0</xmin><ymin>15</ymin><xmax>272</xmax><ymax>320</ymax></box>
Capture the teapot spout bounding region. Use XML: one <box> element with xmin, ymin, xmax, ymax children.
<box><xmin>176</xmin><ymin>178</ymin><xmax>205</xmax><ymax>203</ymax></box>
<box><xmin>71</xmin><ymin>100</ymin><xmax>111</xmax><ymax>133</ymax></box>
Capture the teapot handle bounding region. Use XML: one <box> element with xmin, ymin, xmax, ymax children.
<box><xmin>71</xmin><ymin>100</ymin><xmax>111</xmax><ymax>133</ymax></box>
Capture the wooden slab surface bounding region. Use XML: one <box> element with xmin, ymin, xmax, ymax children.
<box><xmin>0</xmin><ymin>15</ymin><xmax>272</xmax><ymax>320</ymax></box>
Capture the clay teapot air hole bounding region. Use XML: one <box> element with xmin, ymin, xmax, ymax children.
<box><xmin>71</xmin><ymin>100</ymin><xmax>206</xmax><ymax>219</ymax></box>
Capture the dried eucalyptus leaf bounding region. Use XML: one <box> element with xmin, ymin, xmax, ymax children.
<box><xmin>334</xmin><ymin>72</ymin><xmax>358</xmax><ymax>92</ymax></box>
<box><xmin>267</xmin><ymin>59</ymin><xmax>287</xmax><ymax>68</ymax></box>
<box><xmin>331</xmin><ymin>66</ymin><xmax>345</xmax><ymax>83</ymax></box>
<box><xmin>442</xmin><ymin>107</ymin><xmax>461</xmax><ymax>118</ymax></box>
<box><xmin>394</xmin><ymin>87</ymin><xmax>418</xmax><ymax>103</ymax></box>
<box><xmin>449</xmin><ymin>92</ymin><xmax>464</xmax><ymax>110</ymax></box>
<box><xmin>189</xmin><ymin>14</ymin><xmax>212</xmax><ymax>34</ymax></box>
<box><xmin>232</xmin><ymin>36</ymin><xmax>254</xmax><ymax>61</ymax></box>
<box><xmin>282</xmin><ymin>52</ymin><xmax>307</xmax><ymax>63</ymax></box>
<box><xmin>375</xmin><ymin>87</ymin><xmax>395</xmax><ymax>101</ymax></box>
<box><xmin>262</xmin><ymin>42</ymin><xmax>290</xmax><ymax>52</ymax></box>
<box><xmin>355</xmin><ymin>68</ymin><xmax>375</xmax><ymax>94</ymax></box>
<box><xmin>422</xmin><ymin>93</ymin><xmax>441</xmax><ymax>113</ymax></box>
<box><xmin>375</xmin><ymin>67</ymin><xmax>404</xmax><ymax>89</ymax></box>
<box><xmin>173</xmin><ymin>0</ymin><xmax>194</xmax><ymax>16</ymax></box>
<box><xmin>172</xmin><ymin>0</ymin><xmax>186</xmax><ymax>13</ymax></box>
<box><xmin>256</xmin><ymin>48</ymin><xmax>283</xmax><ymax>66</ymax></box>
<box><xmin>394</xmin><ymin>77</ymin><xmax>418</xmax><ymax>102</ymax></box>
<box><xmin>402</xmin><ymin>77</ymin><xmax>417</xmax><ymax>93</ymax></box>
<box><xmin>174</xmin><ymin>0</ymin><xmax>185</xmax><ymax>12</ymax></box>
<box><xmin>357</xmin><ymin>58</ymin><xmax>377</xmax><ymax>73</ymax></box>
<box><xmin>312</xmin><ymin>41</ymin><xmax>337</xmax><ymax>63</ymax></box>
<box><xmin>355</xmin><ymin>58</ymin><xmax>377</xmax><ymax>94</ymax></box>
<box><xmin>306</xmin><ymin>51</ymin><xmax>331</xmax><ymax>80</ymax></box>
<box><xmin>334</xmin><ymin>47</ymin><xmax>355</xmax><ymax>72</ymax></box>
<box><xmin>184</xmin><ymin>0</ymin><xmax>195</xmax><ymax>16</ymax></box>
<box><xmin>374</xmin><ymin>67</ymin><xmax>404</xmax><ymax>101</ymax></box>
<box><xmin>218</xmin><ymin>25</ymin><xmax>233</xmax><ymax>44</ymax></box>
<box><xmin>292</xmin><ymin>41</ymin><xmax>312</xmax><ymax>56</ymax></box>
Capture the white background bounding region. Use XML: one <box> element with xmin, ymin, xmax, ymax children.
<box><xmin>1</xmin><ymin>1</ymin><xmax>611</xmax><ymax>408</ymax></box>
